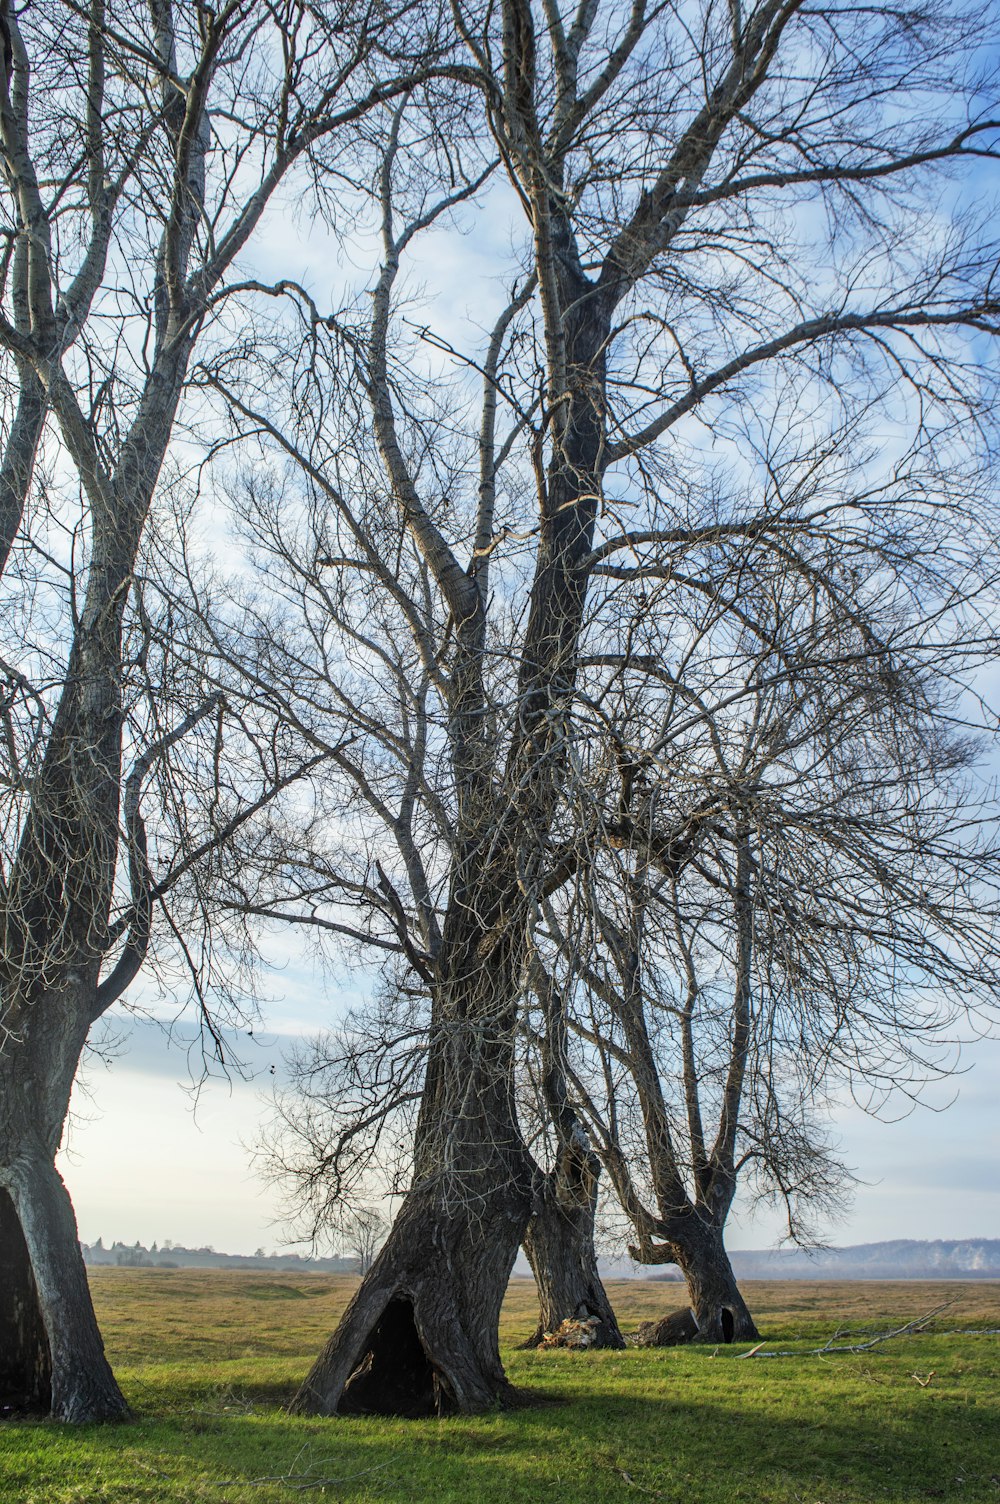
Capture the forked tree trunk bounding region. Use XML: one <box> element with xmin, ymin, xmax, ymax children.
<box><xmin>666</xmin><ymin>1216</ymin><xmax>759</xmax><ymax>1343</ymax></box>
<box><xmin>521</xmin><ymin>1139</ymin><xmax>624</xmax><ymax>1349</ymax></box>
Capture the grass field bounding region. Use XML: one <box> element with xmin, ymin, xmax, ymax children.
<box><xmin>1</xmin><ymin>1271</ymin><xmax>998</xmax><ymax>1503</ymax></box>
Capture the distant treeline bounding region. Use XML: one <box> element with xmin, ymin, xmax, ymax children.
<box><xmin>83</xmin><ymin>1236</ymin><xmax>1000</xmax><ymax>1279</ymax></box>
<box><xmin>81</xmin><ymin>1239</ymin><xmax>356</xmax><ymax>1273</ymax></box>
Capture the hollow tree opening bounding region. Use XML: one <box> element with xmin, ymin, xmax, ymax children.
<box><xmin>720</xmin><ymin>1308</ymin><xmax>735</xmax><ymax>1344</ymax></box>
<box><xmin>338</xmin><ymin>1296</ymin><xmax>456</xmax><ymax>1418</ymax></box>
<box><xmin>0</xmin><ymin>1187</ymin><xmax>52</xmax><ymax>1416</ymax></box>
<box><xmin>292</xmin><ymin>1169</ymin><xmax>529</xmax><ymax>1417</ymax></box>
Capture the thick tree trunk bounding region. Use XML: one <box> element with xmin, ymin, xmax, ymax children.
<box><xmin>0</xmin><ymin>1143</ymin><xmax>129</xmax><ymax>1422</ymax></box>
<box><xmin>0</xmin><ymin>1186</ymin><xmax>51</xmax><ymax>1415</ymax></box>
<box><xmin>666</xmin><ymin>1217</ymin><xmax>759</xmax><ymax>1343</ymax></box>
<box><xmin>292</xmin><ymin>946</ymin><xmax>534</xmax><ymax>1418</ymax></box>
<box><xmin>291</xmin><ymin>1159</ymin><xmax>531</xmax><ymax>1416</ymax></box>
<box><xmin>0</xmin><ymin>1015</ymin><xmax>130</xmax><ymax>1424</ymax></box>
<box><xmin>521</xmin><ymin>1140</ymin><xmax>624</xmax><ymax>1349</ymax></box>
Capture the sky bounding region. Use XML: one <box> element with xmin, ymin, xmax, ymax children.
<box><xmin>59</xmin><ymin>968</ymin><xmax>1000</xmax><ymax>1258</ymax></box>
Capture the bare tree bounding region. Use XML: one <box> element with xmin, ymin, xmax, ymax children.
<box><xmin>253</xmin><ymin>389</ymin><xmax>1000</xmax><ymax>1355</ymax></box>
<box><xmin>198</xmin><ymin>0</ymin><xmax>1000</xmax><ymax>1415</ymax></box>
<box><xmin>0</xmin><ymin>0</ymin><xmax>436</xmax><ymax>1422</ymax></box>
<box><xmin>517</xmin><ymin>961</ymin><xmax>626</xmax><ymax>1347</ymax></box>
<box><xmin>537</xmin><ymin>486</ymin><xmax>1000</xmax><ymax>1341</ymax></box>
<box><xmin>348</xmin><ymin>1206</ymin><xmax>389</xmax><ymax>1274</ymax></box>
<box><xmin>262</xmin><ymin>974</ymin><xmax>627</xmax><ymax>1348</ymax></box>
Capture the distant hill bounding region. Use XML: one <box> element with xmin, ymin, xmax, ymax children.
<box><xmin>723</xmin><ymin>1239</ymin><xmax>1000</xmax><ymax>1280</ymax></box>
<box><xmin>81</xmin><ymin>1239</ymin><xmax>355</xmax><ymax>1273</ymax></box>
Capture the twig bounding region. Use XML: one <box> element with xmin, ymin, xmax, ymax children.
<box><xmin>210</xmin><ymin>1467</ymin><xmax>388</xmax><ymax>1493</ymax></box>
<box><xmin>742</xmin><ymin>1300</ymin><xmax>964</xmax><ymax>1358</ymax></box>
<box><xmin>617</xmin><ymin>1471</ymin><xmax>667</xmax><ymax>1497</ymax></box>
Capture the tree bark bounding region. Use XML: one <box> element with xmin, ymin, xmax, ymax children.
<box><xmin>292</xmin><ymin>939</ymin><xmax>534</xmax><ymax>1417</ymax></box>
<box><xmin>521</xmin><ymin>1138</ymin><xmax>624</xmax><ymax>1349</ymax></box>
<box><xmin>0</xmin><ymin>1185</ymin><xmax>50</xmax><ymax>1415</ymax></box>
<box><xmin>291</xmin><ymin>1125</ymin><xmax>532</xmax><ymax>1416</ymax></box>
<box><xmin>660</xmin><ymin>1216</ymin><xmax>759</xmax><ymax>1343</ymax></box>
<box><xmin>0</xmin><ymin>1012</ymin><xmax>130</xmax><ymax>1423</ymax></box>
<box><xmin>0</xmin><ymin>365</ymin><xmax>45</xmax><ymax>580</ymax></box>
<box><xmin>3</xmin><ymin>1143</ymin><xmax>129</xmax><ymax>1421</ymax></box>
<box><xmin>522</xmin><ymin>947</ymin><xmax>624</xmax><ymax>1350</ymax></box>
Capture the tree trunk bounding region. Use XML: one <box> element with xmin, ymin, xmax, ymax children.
<box><xmin>290</xmin><ymin>211</ymin><xmax>613</xmax><ymax>1417</ymax></box>
<box><xmin>0</xmin><ymin>1186</ymin><xmax>51</xmax><ymax>1415</ymax></box>
<box><xmin>291</xmin><ymin>1160</ymin><xmax>531</xmax><ymax>1416</ymax></box>
<box><xmin>666</xmin><ymin>1216</ymin><xmax>759</xmax><ymax>1343</ymax></box>
<box><xmin>0</xmin><ymin>1015</ymin><xmax>130</xmax><ymax>1424</ymax></box>
<box><xmin>521</xmin><ymin>1140</ymin><xmax>624</xmax><ymax>1349</ymax></box>
<box><xmin>0</xmin><ymin>1142</ymin><xmax>129</xmax><ymax>1422</ymax></box>
<box><xmin>292</xmin><ymin>944</ymin><xmax>534</xmax><ymax>1418</ymax></box>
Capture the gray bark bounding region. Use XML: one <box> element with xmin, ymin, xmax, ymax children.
<box><xmin>522</xmin><ymin>960</ymin><xmax>623</xmax><ymax>1349</ymax></box>
<box><xmin>0</xmin><ymin>365</ymin><xmax>45</xmax><ymax>578</ymax></box>
<box><xmin>522</xmin><ymin>1141</ymin><xmax>624</xmax><ymax>1349</ymax></box>
<box><xmin>651</xmin><ymin>1215</ymin><xmax>759</xmax><ymax>1344</ymax></box>
<box><xmin>293</xmin><ymin>918</ymin><xmax>535</xmax><ymax>1414</ymax></box>
<box><xmin>0</xmin><ymin>1002</ymin><xmax>129</xmax><ymax>1421</ymax></box>
<box><xmin>4</xmin><ymin>1143</ymin><xmax>128</xmax><ymax>1421</ymax></box>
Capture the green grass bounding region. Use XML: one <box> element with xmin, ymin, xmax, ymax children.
<box><xmin>1</xmin><ymin>1272</ymin><xmax>998</xmax><ymax>1503</ymax></box>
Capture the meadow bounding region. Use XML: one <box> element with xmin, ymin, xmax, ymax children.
<box><xmin>1</xmin><ymin>1271</ymin><xmax>997</xmax><ymax>1504</ymax></box>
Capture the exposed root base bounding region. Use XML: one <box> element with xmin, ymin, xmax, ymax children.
<box><xmin>51</xmin><ymin>1394</ymin><xmax>133</xmax><ymax>1425</ymax></box>
<box><xmin>635</xmin><ymin>1305</ymin><xmax>754</xmax><ymax>1347</ymax></box>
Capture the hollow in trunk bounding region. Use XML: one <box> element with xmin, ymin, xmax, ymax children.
<box><xmin>667</xmin><ymin>1218</ymin><xmax>759</xmax><ymax>1343</ymax></box>
<box><xmin>0</xmin><ymin>1187</ymin><xmax>51</xmax><ymax>1415</ymax></box>
<box><xmin>291</xmin><ymin>1164</ymin><xmax>531</xmax><ymax>1416</ymax></box>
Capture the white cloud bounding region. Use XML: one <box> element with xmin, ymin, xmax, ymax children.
<box><xmin>62</xmin><ymin>1012</ymin><xmax>1000</xmax><ymax>1256</ymax></box>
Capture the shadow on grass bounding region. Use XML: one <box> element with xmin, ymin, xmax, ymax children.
<box><xmin>3</xmin><ymin>1350</ymin><xmax>997</xmax><ymax>1504</ymax></box>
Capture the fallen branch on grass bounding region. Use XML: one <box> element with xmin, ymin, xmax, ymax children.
<box><xmin>210</xmin><ymin>1445</ymin><xmax>389</xmax><ymax>1493</ymax></box>
<box><xmin>736</xmin><ymin>1300</ymin><xmax>996</xmax><ymax>1358</ymax></box>
<box><xmin>210</xmin><ymin>1467</ymin><xmax>388</xmax><ymax>1493</ymax></box>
